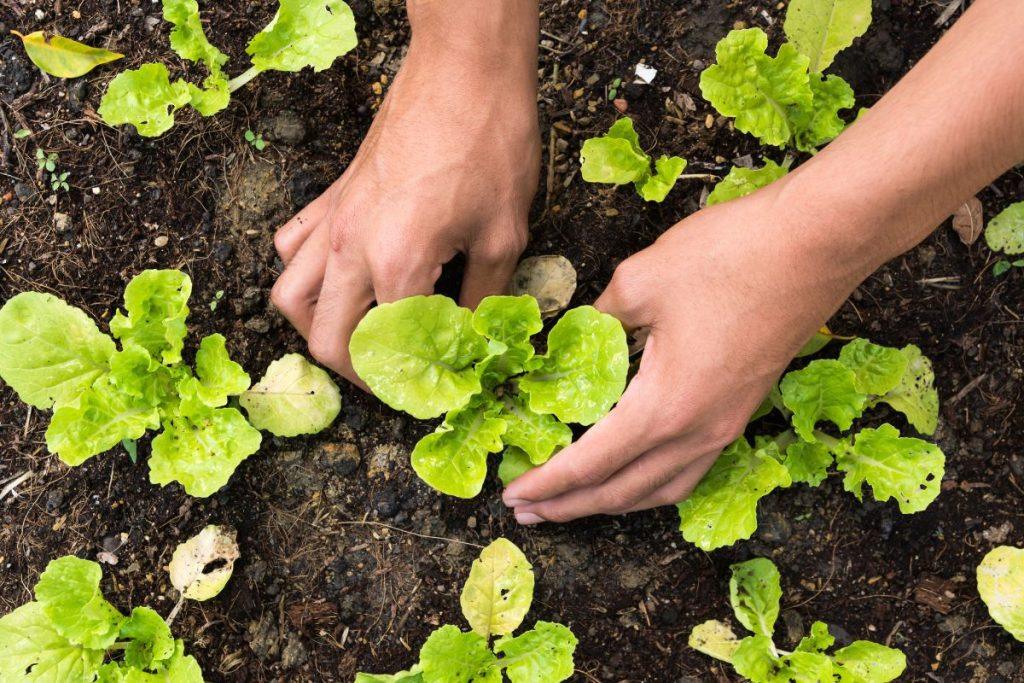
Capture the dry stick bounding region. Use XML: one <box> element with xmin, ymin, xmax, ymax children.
<box><xmin>336</xmin><ymin>519</ymin><xmax>484</xmax><ymax>549</ymax></box>
<box><xmin>0</xmin><ymin>471</ymin><xmax>33</xmax><ymax>502</ymax></box>
<box><xmin>165</xmin><ymin>593</ymin><xmax>187</xmax><ymax>627</ymax></box>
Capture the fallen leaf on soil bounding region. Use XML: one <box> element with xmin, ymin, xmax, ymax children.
<box><xmin>512</xmin><ymin>255</ymin><xmax>577</xmax><ymax>317</ymax></box>
<box><xmin>951</xmin><ymin>196</ymin><xmax>984</xmax><ymax>245</ymax></box>
<box><xmin>914</xmin><ymin>574</ymin><xmax>956</xmax><ymax>614</ymax></box>
<box><xmin>168</xmin><ymin>525</ymin><xmax>240</xmax><ymax>601</ymax></box>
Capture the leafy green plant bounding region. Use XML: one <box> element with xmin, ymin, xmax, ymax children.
<box><xmin>985</xmin><ymin>200</ymin><xmax>1024</xmax><ymax>276</ymax></box>
<box><xmin>580</xmin><ymin>117</ymin><xmax>688</xmax><ymax>202</ymax></box>
<box><xmin>35</xmin><ymin>148</ymin><xmax>71</xmax><ymax>192</ymax></box>
<box><xmin>701</xmin><ymin>0</ymin><xmax>869</xmax><ymax>153</ymax></box>
<box><xmin>98</xmin><ymin>0</ymin><xmax>357</xmax><ymax>137</ymax></box>
<box><xmin>0</xmin><ymin>555</ymin><xmax>203</xmax><ymax>682</ymax></box>
<box><xmin>707</xmin><ymin>159</ymin><xmax>791</xmax><ymax>206</ymax></box>
<box><xmin>357</xmin><ymin>538</ymin><xmax>577</xmax><ymax>682</ymax></box>
<box><xmin>977</xmin><ymin>545</ymin><xmax>1024</xmax><ymax>642</ymax></box>
<box><xmin>13</xmin><ymin>30</ymin><xmax>123</xmax><ymax>78</ymax></box>
<box><xmin>244</xmin><ymin>129</ymin><xmax>267</xmax><ymax>151</ymax></box>
<box><xmin>349</xmin><ymin>294</ymin><xmax>628</xmax><ymax>498</ymax></box>
<box><xmin>678</xmin><ymin>338</ymin><xmax>944</xmax><ymax>551</ymax></box>
<box><xmin>689</xmin><ymin>558</ymin><xmax>906</xmax><ymax>682</ymax></box>
<box><xmin>0</xmin><ymin>269</ymin><xmax>342</xmax><ymax>497</ymax></box>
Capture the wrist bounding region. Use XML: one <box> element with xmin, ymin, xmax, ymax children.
<box><xmin>406</xmin><ymin>0</ymin><xmax>538</xmax><ymax>72</ymax></box>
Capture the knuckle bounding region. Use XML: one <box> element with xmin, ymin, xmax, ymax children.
<box><xmin>478</xmin><ymin>231</ymin><xmax>526</xmax><ymax>264</ymax></box>
<box><xmin>609</xmin><ymin>257</ymin><xmax>645</xmax><ymax>296</ymax></box>
<box><xmin>596</xmin><ymin>484</ymin><xmax>633</xmax><ymax>514</ymax></box>
<box><xmin>306</xmin><ymin>334</ymin><xmax>336</xmax><ymax>368</ymax></box>
<box><xmin>270</xmin><ymin>278</ymin><xmax>299</xmax><ymax>312</ymax></box>
<box><xmin>568</xmin><ymin>461</ymin><xmax>606</xmax><ymax>488</ymax></box>
<box><xmin>707</xmin><ymin>414</ymin><xmax>747</xmax><ymax>451</ymax></box>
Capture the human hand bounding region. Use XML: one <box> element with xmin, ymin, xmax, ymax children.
<box><xmin>271</xmin><ymin>2</ymin><xmax>540</xmax><ymax>385</ymax></box>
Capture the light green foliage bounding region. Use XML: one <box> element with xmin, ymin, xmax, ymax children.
<box><xmin>351</xmin><ymin>295</ymin><xmax>628</xmax><ymax>499</ymax></box>
<box><xmin>680</xmin><ymin>338</ymin><xmax>943</xmax><ymax>550</ymax></box>
<box><xmin>784</xmin><ymin>0</ymin><xmax>872</xmax><ymax>73</ymax></box>
<box><xmin>986</xmin><ymin>201</ymin><xmax>1024</xmax><ymax>255</ymax></box>
<box><xmin>689</xmin><ymin>558</ymin><xmax>905</xmax><ymax>682</ymax></box>
<box><xmin>0</xmin><ymin>269</ymin><xmax>336</xmax><ymax>498</ymax></box>
<box><xmin>35</xmin><ymin>148</ymin><xmax>71</xmax><ymax>192</ymax></box>
<box><xmin>240</xmin><ymin>353</ymin><xmax>342</xmax><ymax>437</ymax></box>
<box><xmin>677</xmin><ymin>439</ymin><xmax>792</xmax><ymax>551</ymax></box>
<box><xmin>498</xmin><ymin>447</ymin><xmax>535</xmax><ymax>486</ymax></box>
<box><xmin>977</xmin><ymin>546</ymin><xmax>1024</xmax><ymax>641</ymax></box>
<box><xmin>579</xmin><ymin>117</ymin><xmax>688</xmax><ymax>202</ymax></box>
<box><xmin>707</xmin><ymin>159</ymin><xmax>789</xmax><ymax>206</ymax></box>
<box><xmin>0</xmin><ymin>556</ymin><xmax>204</xmax><ymax>682</ymax></box>
<box><xmin>358</xmin><ymin>538</ymin><xmax>576</xmax><ymax>682</ymax></box>
<box><xmin>13</xmin><ymin>30</ymin><xmax>123</xmax><ymax>78</ymax></box>
<box><xmin>100</xmin><ymin>0</ymin><xmax>358</xmax><ymax>136</ymax></box>
<box><xmin>245</xmin><ymin>129</ymin><xmax>267</xmax><ymax>150</ymax></box>
<box><xmin>792</xmin><ymin>73</ymin><xmax>855</xmax><ymax>152</ymax></box>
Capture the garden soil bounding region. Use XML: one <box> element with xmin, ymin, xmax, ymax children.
<box><xmin>1</xmin><ymin>0</ymin><xmax>1022</xmax><ymax>681</ymax></box>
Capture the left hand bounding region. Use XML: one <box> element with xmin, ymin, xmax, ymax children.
<box><xmin>503</xmin><ymin>182</ymin><xmax>873</xmax><ymax>523</ymax></box>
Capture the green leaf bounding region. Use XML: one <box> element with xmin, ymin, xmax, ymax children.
<box><xmin>699</xmin><ymin>29</ymin><xmax>813</xmax><ymax>147</ymax></box>
<box><xmin>498</xmin><ymin>447</ymin><xmax>535</xmax><ymax>486</ymax></box>
<box><xmin>832</xmin><ymin>641</ymin><xmax>906</xmax><ymax>682</ymax></box>
<box><xmin>34</xmin><ymin>556</ymin><xmax>125</xmax><ymax>650</ymax></box>
<box><xmin>13</xmin><ymin>30</ymin><xmax>123</xmax><ymax>78</ymax></box>
<box><xmin>411</xmin><ymin>393</ymin><xmax>506</xmax><ymax>498</ymax></box>
<box><xmin>781</xmin><ymin>359</ymin><xmax>867</xmax><ymax>441</ymax></box>
<box><xmin>120</xmin><ymin>607</ymin><xmax>175</xmax><ymax>670</ymax></box>
<box><xmin>688</xmin><ymin>620</ymin><xmax>741</xmax><ymax>662</ymax></box>
<box><xmin>460</xmin><ymin>538</ymin><xmax>535</xmax><ymax>639</ymax></box>
<box><xmin>986</xmin><ymin>201</ymin><xmax>1024</xmax><ymax>255</ymax></box>
<box><xmin>246</xmin><ymin>0</ymin><xmax>358</xmax><ymax>73</ymax></box>
<box><xmin>791</xmin><ymin>73</ymin><xmax>854</xmax><ymax>152</ymax></box>
<box><xmin>98</xmin><ymin>64</ymin><xmax>192</xmax><ymax>137</ymax></box>
<box><xmin>350</xmin><ymin>295</ymin><xmax>488</xmax><ymax>420</ymax></box>
<box><xmin>778</xmin><ymin>651</ymin><xmax>835</xmax><ymax>681</ymax></box>
<box><xmin>177</xmin><ymin>333</ymin><xmax>251</xmax><ymax>412</ymax></box>
<box><xmin>0</xmin><ymin>292</ymin><xmax>116</xmax><ymax>409</ymax></box>
<box><xmin>637</xmin><ymin>155</ymin><xmax>687</xmax><ymax>203</ymax></box>
<box><xmin>784</xmin><ymin>0</ymin><xmax>872</xmax><ymax>73</ymax></box>
<box><xmin>356</xmin><ymin>669</ymin><xmax>424</xmax><ymax>683</ymax></box>
<box><xmin>731</xmin><ymin>635</ymin><xmax>779</xmax><ymax>681</ymax></box>
<box><xmin>835</xmin><ymin>423</ymin><xmax>944</xmax><ymax>513</ymax></box>
<box><xmin>0</xmin><ymin>602</ymin><xmax>105</xmax><ymax>682</ymax></box>
<box><xmin>796</xmin><ymin>621</ymin><xmax>835</xmax><ymax>653</ymax></box>
<box><xmin>499</xmin><ymin>393</ymin><xmax>573</xmax><ymax>465</ymax></box>
<box><xmin>878</xmin><ymin>344</ymin><xmax>938</xmax><ymax>435</ymax></box>
<box><xmin>707</xmin><ymin>159</ymin><xmax>789</xmax><ymax>206</ymax></box>
<box><xmin>729</xmin><ymin>558</ymin><xmax>782</xmax><ymax>638</ymax></box>
<box><xmin>110</xmin><ymin>270</ymin><xmax>192</xmax><ymax>365</ymax></box>
<box><xmin>493</xmin><ymin>621</ymin><xmax>577</xmax><ymax>683</ymax></box>
<box><xmin>977</xmin><ymin>545</ymin><xmax>1024</xmax><ymax>642</ymax></box>
<box><xmin>783</xmin><ymin>440</ymin><xmax>833</xmax><ymax>486</ymax></box>
<box><xmin>837</xmin><ymin>338</ymin><xmax>908</xmax><ymax>396</ymax></box>
<box><xmin>579</xmin><ymin>117</ymin><xmax>650</xmax><ymax>185</ymax></box>
<box><xmin>149</xmin><ymin>407</ymin><xmax>262</xmax><ymax>497</ymax></box>
<box><xmin>473</xmin><ymin>295</ymin><xmax>542</xmax><ymax>386</ymax></box>
<box><xmin>418</xmin><ymin>626</ymin><xmax>499</xmax><ymax>683</ymax></box>
<box><xmin>993</xmin><ymin>260</ymin><xmax>1013</xmax><ymax>277</ymax></box>
<box><xmin>240</xmin><ymin>353</ymin><xmax>341</xmax><ymax>436</ymax></box>
<box><xmin>519</xmin><ymin>306</ymin><xmax>629</xmax><ymax>425</ymax></box>
<box><xmin>163</xmin><ymin>0</ymin><xmax>228</xmax><ymax>72</ymax></box>
<box><xmin>677</xmin><ymin>439</ymin><xmax>792</xmax><ymax>551</ymax></box>
<box><xmin>14</xmin><ymin>128</ymin><xmax>31</xmax><ymax>138</ymax></box>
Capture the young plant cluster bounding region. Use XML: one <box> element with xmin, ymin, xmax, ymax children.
<box><xmin>579</xmin><ymin>117</ymin><xmax>688</xmax><ymax>202</ymax></box>
<box><xmin>689</xmin><ymin>558</ymin><xmax>906</xmax><ymax>682</ymax></box>
<box><xmin>98</xmin><ymin>0</ymin><xmax>357</xmax><ymax>137</ymax></box>
<box><xmin>357</xmin><ymin>538</ymin><xmax>577</xmax><ymax>682</ymax></box>
<box><xmin>985</xmin><ymin>200</ymin><xmax>1024</xmax><ymax>276</ymax></box>
<box><xmin>35</xmin><ymin>148</ymin><xmax>70</xmax><ymax>192</ymax></box>
<box><xmin>0</xmin><ymin>556</ymin><xmax>204</xmax><ymax>681</ymax></box>
<box><xmin>0</xmin><ymin>269</ymin><xmax>341</xmax><ymax>498</ymax></box>
<box><xmin>678</xmin><ymin>337</ymin><xmax>944</xmax><ymax>551</ymax></box>
<box><xmin>349</xmin><ymin>295</ymin><xmax>628</xmax><ymax>498</ymax></box>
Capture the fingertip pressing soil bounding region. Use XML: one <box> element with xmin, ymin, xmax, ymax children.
<box><xmin>1</xmin><ymin>1</ymin><xmax>1022</xmax><ymax>681</ymax></box>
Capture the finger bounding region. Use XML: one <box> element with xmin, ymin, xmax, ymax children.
<box><xmin>512</xmin><ymin>435</ymin><xmax>708</xmax><ymax>523</ymax></box>
<box><xmin>502</xmin><ymin>373</ymin><xmax>673</xmax><ymax>506</ymax></box>
<box><xmin>307</xmin><ymin>251</ymin><xmax>374</xmax><ymax>387</ymax></box>
<box><xmin>270</xmin><ymin>227</ymin><xmax>330</xmax><ymax>338</ymax></box>
<box><xmin>275</xmin><ymin>191</ymin><xmax>332</xmax><ymax>265</ymax></box>
<box><xmin>622</xmin><ymin>450</ymin><xmax>719</xmax><ymax>514</ymax></box>
<box><xmin>458</xmin><ymin>227</ymin><xmax>525</xmax><ymax>308</ymax></box>
<box><xmin>593</xmin><ymin>261</ymin><xmax>648</xmax><ymax>331</ymax></box>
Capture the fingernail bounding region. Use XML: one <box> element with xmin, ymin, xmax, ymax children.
<box><xmin>515</xmin><ymin>512</ymin><xmax>545</xmax><ymax>525</ymax></box>
<box><xmin>504</xmin><ymin>497</ymin><xmax>530</xmax><ymax>508</ymax></box>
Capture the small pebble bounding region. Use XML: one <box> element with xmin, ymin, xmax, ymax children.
<box><xmin>154</xmin><ymin>235</ymin><xmax>169</xmax><ymax>247</ymax></box>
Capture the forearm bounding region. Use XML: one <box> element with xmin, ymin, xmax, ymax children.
<box><xmin>777</xmin><ymin>0</ymin><xmax>1024</xmax><ymax>283</ymax></box>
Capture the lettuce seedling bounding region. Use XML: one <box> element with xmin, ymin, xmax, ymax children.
<box><xmin>0</xmin><ymin>556</ymin><xmax>204</xmax><ymax>682</ymax></box>
<box><xmin>580</xmin><ymin>117</ymin><xmax>688</xmax><ymax>202</ymax></box>
<box><xmin>349</xmin><ymin>295</ymin><xmax>628</xmax><ymax>498</ymax></box>
<box><xmin>678</xmin><ymin>338</ymin><xmax>945</xmax><ymax>551</ymax></box>
<box><xmin>0</xmin><ymin>269</ymin><xmax>341</xmax><ymax>497</ymax></box>
<box><xmin>689</xmin><ymin>558</ymin><xmax>906</xmax><ymax>682</ymax></box>
<box><xmin>98</xmin><ymin>0</ymin><xmax>357</xmax><ymax>137</ymax></box>
<box><xmin>977</xmin><ymin>545</ymin><xmax>1024</xmax><ymax>642</ymax></box>
<box><xmin>706</xmin><ymin>159</ymin><xmax>791</xmax><ymax>206</ymax></box>
<box><xmin>701</xmin><ymin>0</ymin><xmax>868</xmax><ymax>152</ymax></box>
<box><xmin>357</xmin><ymin>538</ymin><xmax>578</xmax><ymax>682</ymax></box>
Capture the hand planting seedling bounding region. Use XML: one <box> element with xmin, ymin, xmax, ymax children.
<box><xmin>349</xmin><ymin>295</ymin><xmax>629</xmax><ymax>498</ymax></box>
<box><xmin>0</xmin><ymin>556</ymin><xmax>204</xmax><ymax>681</ymax></box>
<box><xmin>977</xmin><ymin>545</ymin><xmax>1024</xmax><ymax>642</ymax></box>
<box><xmin>984</xmin><ymin>200</ymin><xmax>1024</xmax><ymax>276</ymax></box>
<box><xmin>701</xmin><ymin>0</ymin><xmax>869</xmax><ymax>152</ymax></box>
<box><xmin>678</xmin><ymin>337</ymin><xmax>944</xmax><ymax>551</ymax></box>
<box><xmin>98</xmin><ymin>0</ymin><xmax>357</xmax><ymax>137</ymax></box>
<box><xmin>580</xmin><ymin>117</ymin><xmax>688</xmax><ymax>202</ymax></box>
<box><xmin>0</xmin><ymin>269</ymin><xmax>342</xmax><ymax>497</ymax></box>
<box><xmin>356</xmin><ymin>538</ymin><xmax>577</xmax><ymax>682</ymax></box>
<box><xmin>689</xmin><ymin>558</ymin><xmax>906</xmax><ymax>682</ymax></box>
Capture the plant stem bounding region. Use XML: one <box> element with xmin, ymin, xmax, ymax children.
<box><xmin>678</xmin><ymin>173</ymin><xmax>721</xmax><ymax>182</ymax></box>
<box><xmin>165</xmin><ymin>593</ymin><xmax>186</xmax><ymax>626</ymax></box>
<box><xmin>228</xmin><ymin>66</ymin><xmax>262</xmax><ymax>93</ymax></box>
<box><xmin>811</xmin><ymin>430</ymin><xmax>842</xmax><ymax>449</ymax></box>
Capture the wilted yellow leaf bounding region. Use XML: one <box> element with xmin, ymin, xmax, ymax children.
<box><xmin>12</xmin><ymin>30</ymin><xmax>123</xmax><ymax>78</ymax></box>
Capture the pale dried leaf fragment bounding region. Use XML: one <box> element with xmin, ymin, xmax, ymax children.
<box><xmin>168</xmin><ymin>525</ymin><xmax>240</xmax><ymax>601</ymax></box>
<box><xmin>951</xmin><ymin>196</ymin><xmax>983</xmax><ymax>245</ymax></box>
<box><xmin>512</xmin><ymin>255</ymin><xmax>577</xmax><ymax>317</ymax></box>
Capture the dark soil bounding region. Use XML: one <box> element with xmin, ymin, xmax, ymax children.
<box><xmin>1</xmin><ymin>1</ymin><xmax>1022</xmax><ymax>681</ymax></box>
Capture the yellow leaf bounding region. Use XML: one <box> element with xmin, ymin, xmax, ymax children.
<box><xmin>12</xmin><ymin>30</ymin><xmax>123</xmax><ymax>78</ymax></box>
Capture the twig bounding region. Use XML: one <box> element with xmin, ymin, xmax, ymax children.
<box><xmin>165</xmin><ymin>593</ymin><xmax>187</xmax><ymax>626</ymax></box>
<box><xmin>1</xmin><ymin>471</ymin><xmax>34</xmax><ymax>502</ymax></box>
<box><xmin>949</xmin><ymin>373</ymin><xmax>987</xmax><ymax>405</ymax></box>
<box><xmin>336</xmin><ymin>519</ymin><xmax>484</xmax><ymax>549</ymax></box>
